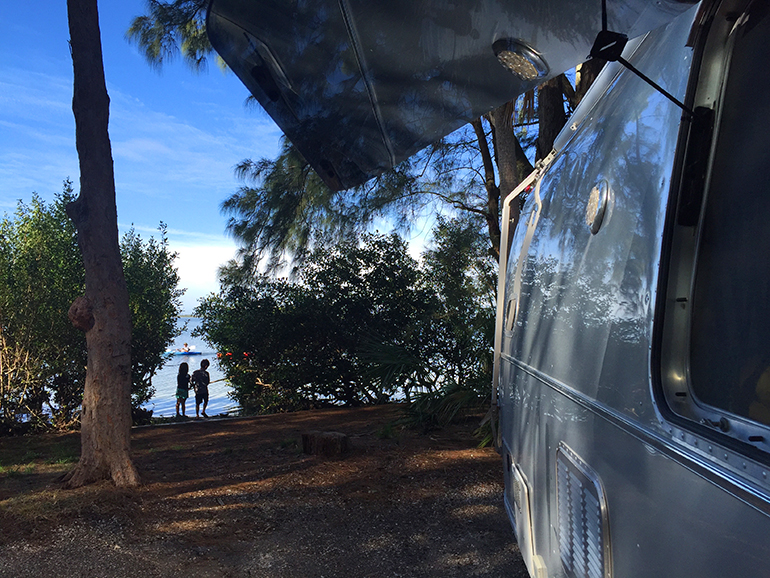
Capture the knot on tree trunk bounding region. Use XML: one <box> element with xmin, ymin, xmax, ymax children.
<box><xmin>69</xmin><ymin>295</ymin><xmax>95</xmax><ymax>332</ymax></box>
<box><xmin>65</xmin><ymin>195</ymin><xmax>88</xmax><ymax>228</ymax></box>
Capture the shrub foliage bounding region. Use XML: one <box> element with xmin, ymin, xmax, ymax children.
<box><xmin>196</xmin><ymin>221</ymin><xmax>496</xmax><ymax>419</ymax></box>
<box><xmin>0</xmin><ymin>181</ymin><xmax>184</xmax><ymax>432</ymax></box>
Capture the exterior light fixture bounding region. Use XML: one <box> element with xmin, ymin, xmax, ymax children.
<box><xmin>492</xmin><ymin>38</ymin><xmax>549</xmax><ymax>81</ymax></box>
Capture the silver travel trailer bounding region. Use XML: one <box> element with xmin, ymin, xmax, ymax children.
<box><xmin>207</xmin><ymin>0</ymin><xmax>770</xmax><ymax>576</ymax></box>
<box><xmin>493</xmin><ymin>2</ymin><xmax>770</xmax><ymax>576</ymax></box>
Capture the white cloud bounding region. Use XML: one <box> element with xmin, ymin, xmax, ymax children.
<box><xmin>0</xmin><ymin>68</ymin><xmax>80</xmax><ymax>200</ymax></box>
<box><xmin>116</xmin><ymin>223</ymin><xmax>236</xmax><ymax>314</ymax></box>
<box><xmin>0</xmin><ymin>72</ymin><xmax>72</xmax><ymax>119</ymax></box>
<box><xmin>2</xmin><ymin>15</ymin><xmax>285</xmax><ymax>319</ymax></box>
<box><xmin>173</xmin><ymin>242</ymin><xmax>237</xmax><ymax>314</ymax></box>
<box><xmin>113</xmin><ymin>137</ymin><xmax>177</xmax><ymax>163</ymax></box>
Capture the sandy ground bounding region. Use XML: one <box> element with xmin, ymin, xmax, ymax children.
<box><xmin>0</xmin><ymin>405</ymin><xmax>529</xmax><ymax>577</ymax></box>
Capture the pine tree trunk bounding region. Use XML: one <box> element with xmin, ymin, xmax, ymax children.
<box><xmin>536</xmin><ymin>75</ymin><xmax>567</xmax><ymax>161</ymax></box>
<box><xmin>471</xmin><ymin>117</ymin><xmax>502</xmax><ymax>259</ymax></box>
<box><xmin>487</xmin><ymin>105</ymin><xmax>533</xmax><ymax>261</ymax></box>
<box><xmin>63</xmin><ymin>0</ymin><xmax>139</xmax><ymax>488</ymax></box>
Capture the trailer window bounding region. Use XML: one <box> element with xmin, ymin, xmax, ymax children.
<box><xmin>659</xmin><ymin>1</ymin><xmax>770</xmax><ymax>452</ymax></box>
<box><xmin>689</xmin><ymin>5</ymin><xmax>770</xmax><ymax>428</ymax></box>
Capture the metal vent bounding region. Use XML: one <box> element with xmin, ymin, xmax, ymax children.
<box><xmin>557</xmin><ymin>445</ymin><xmax>611</xmax><ymax>578</ymax></box>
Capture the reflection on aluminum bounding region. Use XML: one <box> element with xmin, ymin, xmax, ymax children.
<box><xmin>493</xmin><ymin>39</ymin><xmax>549</xmax><ymax>81</ymax></box>
<box><xmin>586</xmin><ymin>180</ymin><xmax>610</xmax><ymax>235</ymax></box>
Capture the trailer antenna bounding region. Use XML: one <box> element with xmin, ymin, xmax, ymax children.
<box><xmin>590</xmin><ymin>0</ymin><xmax>694</xmax><ymax>118</ymax></box>
<box><xmin>601</xmin><ymin>0</ymin><xmax>608</xmax><ymax>32</ymax></box>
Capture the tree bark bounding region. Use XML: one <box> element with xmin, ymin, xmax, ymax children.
<box><xmin>63</xmin><ymin>0</ymin><xmax>140</xmax><ymax>488</ymax></box>
<box><xmin>536</xmin><ymin>75</ymin><xmax>567</xmax><ymax>161</ymax></box>
<box><xmin>486</xmin><ymin>105</ymin><xmax>534</xmax><ymax>262</ymax></box>
<box><xmin>471</xmin><ymin>117</ymin><xmax>502</xmax><ymax>260</ymax></box>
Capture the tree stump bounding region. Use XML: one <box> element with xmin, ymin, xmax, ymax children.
<box><xmin>301</xmin><ymin>431</ymin><xmax>351</xmax><ymax>458</ymax></box>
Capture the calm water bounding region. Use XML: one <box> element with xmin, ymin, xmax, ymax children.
<box><xmin>141</xmin><ymin>318</ymin><xmax>239</xmax><ymax>418</ymax></box>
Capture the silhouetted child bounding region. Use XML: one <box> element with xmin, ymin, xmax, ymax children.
<box><xmin>175</xmin><ymin>362</ymin><xmax>191</xmax><ymax>417</ymax></box>
<box><xmin>192</xmin><ymin>359</ymin><xmax>211</xmax><ymax>418</ymax></box>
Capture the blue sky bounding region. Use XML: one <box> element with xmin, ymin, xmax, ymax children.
<box><xmin>0</xmin><ymin>1</ymin><xmax>284</xmax><ymax>313</ymax></box>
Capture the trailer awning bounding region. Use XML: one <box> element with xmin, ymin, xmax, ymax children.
<box><xmin>207</xmin><ymin>0</ymin><xmax>698</xmax><ymax>190</ymax></box>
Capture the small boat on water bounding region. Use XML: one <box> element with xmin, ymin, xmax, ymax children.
<box><xmin>165</xmin><ymin>344</ymin><xmax>202</xmax><ymax>356</ymax></box>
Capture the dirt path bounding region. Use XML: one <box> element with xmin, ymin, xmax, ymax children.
<box><xmin>0</xmin><ymin>405</ymin><xmax>528</xmax><ymax>577</ymax></box>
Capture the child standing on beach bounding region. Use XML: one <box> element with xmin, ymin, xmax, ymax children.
<box><xmin>175</xmin><ymin>362</ymin><xmax>191</xmax><ymax>417</ymax></box>
<box><xmin>192</xmin><ymin>359</ymin><xmax>211</xmax><ymax>418</ymax></box>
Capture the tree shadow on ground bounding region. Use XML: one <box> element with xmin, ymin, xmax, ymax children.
<box><xmin>0</xmin><ymin>405</ymin><xmax>529</xmax><ymax>577</ymax></box>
